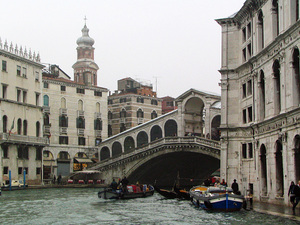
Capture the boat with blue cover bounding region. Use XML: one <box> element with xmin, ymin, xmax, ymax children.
<box><xmin>190</xmin><ymin>186</ymin><xmax>246</xmax><ymax>211</ymax></box>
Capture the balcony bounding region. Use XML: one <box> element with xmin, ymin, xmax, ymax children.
<box><xmin>95</xmin><ymin>130</ymin><xmax>102</xmax><ymax>137</ymax></box>
<box><xmin>94</xmin><ymin>112</ymin><xmax>101</xmax><ymax>119</ymax></box>
<box><xmin>59</xmin><ymin>127</ymin><xmax>68</xmax><ymax>135</ymax></box>
<box><xmin>60</xmin><ymin>108</ymin><xmax>67</xmax><ymax>116</ymax></box>
<box><xmin>77</xmin><ymin>110</ymin><xmax>84</xmax><ymax>117</ymax></box>
<box><xmin>43</xmin><ymin>106</ymin><xmax>50</xmax><ymax>114</ymax></box>
<box><xmin>78</xmin><ymin>128</ymin><xmax>84</xmax><ymax>136</ymax></box>
<box><xmin>0</xmin><ymin>133</ymin><xmax>49</xmax><ymax>146</ymax></box>
<box><xmin>137</xmin><ymin>118</ymin><xmax>144</xmax><ymax>124</ymax></box>
<box><xmin>43</xmin><ymin>125</ymin><xmax>51</xmax><ymax>135</ymax></box>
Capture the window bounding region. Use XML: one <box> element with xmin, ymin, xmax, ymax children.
<box><xmin>23</xmin><ymin>147</ymin><xmax>29</xmax><ymax>159</ymax></box>
<box><xmin>18</xmin><ymin>167</ymin><xmax>23</xmax><ymax>175</ymax></box>
<box><xmin>120</xmin><ymin>98</ymin><xmax>127</xmax><ymax>103</ymax></box>
<box><xmin>17</xmin><ymin>89</ymin><xmax>21</xmax><ymax>102</ymax></box>
<box><xmin>23</xmin><ymin>91</ymin><xmax>27</xmax><ymax>103</ymax></box>
<box><xmin>94</xmin><ymin>119</ymin><xmax>102</xmax><ymax>130</ymax></box>
<box><xmin>23</xmin><ymin>120</ymin><xmax>27</xmax><ymax>135</ymax></box>
<box><xmin>151</xmin><ymin>111</ymin><xmax>157</xmax><ymax>119</ymax></box>
<box><xmin>17</xmin><ymin>65</ymin><xmax>21</xmax><ymax>76</ymax></box>
<box><xmin>59</xmin><ymin>116</ymin><xmax>68</xmax><ymax>127</ymax></box>
<box><xmin>247</xmin><ymin>23</ymin><xmax>251</xmax><ymax>39</ymax></box>
<box><xmin>248</xmin><ymin>143</ymin><xmax>253</xmax><ymax>158</ymax></box>
<box><xmin>36</xmin><ymin>148</ymin><xmax>42</xmax><ymax>160</ymax></box>
<box><xmin>78</xmin><ymin>137</ymin><xmax>86</xmax><ymax>146</ymax></box>
<box><xmin>36</xmin><ymin>121</ymin><xmax>40</xmax><ymax>137</ymax></box>
<box><xmin>242</xmin><ymin>143</ymin><xmax>247</xmax><ymax>158</ymax></box>
<box><xmin>35</xmin><ymin>71</ymin><xmax>39</xmax><ymax>81</ymax></box>
<box><xmin>108</xmin><ymin>99</ymin><xmax>113</xmax><ymax>105</ymax></box>
<box><xmin>166</xmin><ymin>101</ymin><xmax>174</xmax><ymax>107</ymax></box>
<box><xmin>36</xmin><ymin>168</ymin><xmax>41</xmax><ymax>175</ymax></box>
<box><xmin>242</xmin><ymin>48</ymin><xmax>246</xmax><ymax>62</ymax></box>
<box><xmin>3</xmin><ymin>145</ymin><xmax>8</xmax><ymax>158</ymax></box>
<box><xmin>3</xmin><ymin>167</ymin><xmax>8</xmax><ymax>174</ymax></box>
<box><xmin>242</xmin><ymin>83</ymin><xmax>247</xmax><ymax>98</ymax></box>
<box><xmin>44</xmin><ymin>82</ymin><xmax>49</xmax><ymax>88</ymax></box>
<box><xmin>248</xmin><ymin>106</ymin><xmax>253</xmax><ymax>122</ymax></box>
<box><xmin>243</xmin><ymin>109</ymin><xmax>247</xmax><ymax>124</ymax></box>
<box><xmin>59</xmin><ymin>151</ymin><xmax>69</xmax><ymax>159</ymax></box>
<box><xmin>18</xmin><ymin>146</ymin><xmax>23</xmax><ymax>158</ymax></box>
<box><xmin>36</xmin><ymin>93</ymin><xmax>40</xmax><ymax>106</ymax></box>
<box><xmin>43</xmin><ymin>95</ymin><xmax>49</xmax><ymax>106</ymax></box>
<box><xmin>137</xmin><ymin>97</ymin><xmax>144</xmax><ymax>103</ymax></box>
<box><xmin>2</xmin><ymin>84</ymin><xmax>7</xmax><ymax>99</ymax></box>
<box><xmin>137</xmin><ymin>109</ymin><xmax>144</xmax><ymax>118</ymax></box>
<box><xmin>61</xmin><ymin>85</ymin><xmax>66</xmax><ymax>91</ymax></box>
<box><xmin>22</xmin><ymin>67</ymin><xmax>27</xmax><ymax>77</ymax></box>
<box><xmin>258</xmin><ymin>10</ymin><xmax>264</xmax><ymax>50</ymax></box>
<box><xmin>3</xmin><ymin>115</ymin><xmax>7</xmax><ymax>133</ymax></box>
<box><xmin>17</xmin><ymin>119</ymin><xmax>22</xmax><ymax>135</ymax></box>
<box><xmin>108</xmin><ymin>111</ymin><xmax>113</xmax><ymax>120</ymax></box>
<box><xmin>247</xmin><ymin>43</ymin><xmax>252</xmax><ymax>58</ymax></box>
<box><xmin>151</xmin><ymin>99</ymin><xmax>158</xmax><ymax>105</ymax></box>
<box><xmin>24</xmin><ymin>167</ymin><xmax>28</xmax><ymax>174</ymax></box>
<box><xmin>76</xmin><ymin>88</ymin><xmax>85</xmax><ymax>94</ymax></box>
<box><xmin>59</xmin><ymin>136</ymin><xmax>69</xmax><ymax>145</ymax></box>
<box><xmin>94</xmin><ymin>91</ymin><xmax>102</xmax><ymax>96</ymax></box>
<box><xmin>76</xmin><ymin>117</ymin><xmax>85</xmax><ymax>129</ymax></box>
<box><xmin>2</xmin><ymin>60</ymin><xmax>7</xmax><ymax>72</ymax></box>
<box><xmin>247</xmin><ymin>80</ymin><xmax>252</xmax><ymax>96</ymax></box>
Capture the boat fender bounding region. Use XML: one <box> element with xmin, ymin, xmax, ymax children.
<box><xmin>242</xmin><ymin>200</ymin><xmax>247</xmax><ymax>209</ymax></box>
<box><xmin>204</xmin><ymin>200</ymin><xmax>212</xmax><ymax>209</ymax></box>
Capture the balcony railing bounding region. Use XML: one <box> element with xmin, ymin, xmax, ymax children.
<box><xmin>95</xmin><ymin>130</ymin><xmax>102</xmax><ymax>137</ymax></box>
<box><xmin>78</xmin><ymin>128</ymin><xmax>84</xmax><ymax>136</ymax></box>
<box><xmin>95</xmin><ymin>112</ymin><xmax>101</xmax><ymax>119</ymax></box>
<box><xmin>77</xmin><ymin>110</ymin><xmax>84</xmax><ymax>117</ymax></box>
<box><xmin>59</xmin><ymin>127</ymin><xmax>68</xmax><ymax>135</ymax></box>
<box><xmin>43</xmin><ymin>125</ymin><xmax>51</xmax><ymax>135</ymax></box>
<box><xmin>43</xmin><ymin>106</ymin><xmax>50</xmax><ymax>114</ymax></box>
<box><xmin>0</xmin><ymin>133</ymin><xmax>49</xmax><ymax>146</ymax></box>
<box><xmin>60</xmin><ymin>108</ymin><xmax>67</xmax><ymax>116</ymax></box>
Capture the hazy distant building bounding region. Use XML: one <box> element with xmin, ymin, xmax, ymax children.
<box><xmin>41</xmin><ymin>23</ymin><xmax>108</xmax><ymax>181</ymax></box>
<box><xmin>0</xmin><ymin>39</ymin><xmax>48</xmax><ymax>185</ymax></box>
<box><xmin>108</xmin><ymin>77</ymin><xmax>162</xmax><ymax>136</ymax></box>
<box><xmin>217</xmin><ymin>0</ymin><xmax>300</xmax><ymax>205</ymax></box>
<box><xmin>161</xmin><ymin>96</ymin><xmax>177</xmax><ymax>114</ymax></box>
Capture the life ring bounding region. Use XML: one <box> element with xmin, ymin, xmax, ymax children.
<box><xmin>204</xmin><ymin>200</ymin><xmax>212</xmax><ymax>209</ymax></box>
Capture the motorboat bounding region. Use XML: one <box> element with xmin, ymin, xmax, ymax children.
<box><xmin>190</xmin><ymin>186</ymin><xmax>246</xmax><ymax>211</ymax></box>
<box><xmin>98</xmin><ymin>184</ymin><xmax>154</xmax><ymax>200</ymax></box>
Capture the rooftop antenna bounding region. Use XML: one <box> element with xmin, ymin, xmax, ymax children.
<box><xmin>84</xmin><ymin>16</ymin><xmax>87</xmax><ymax>25</ymax></box>
<box><xmin>153</xmin><ymin>76</ymin><xmax>160</xmax><ymax>96</ymax></box>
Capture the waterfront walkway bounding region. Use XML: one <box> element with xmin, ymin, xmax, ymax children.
<box><xmin>251</xmin><ymin>201</ymin><xmax>300</xmax><ymax>222</ymax></box>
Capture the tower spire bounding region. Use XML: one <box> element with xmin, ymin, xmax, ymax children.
<box><xmin>84</xmin><ymin>16</ymin><xmax>87</xmax><ymax>26</ymax></box>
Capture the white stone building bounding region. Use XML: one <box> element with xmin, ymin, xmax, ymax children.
<box><xmin>41</xmin><ymin>23</ymin><xmax>108</xmax><ymax>182</ymax></box>
<box><xmin>0</xmin><ymin>39</ymin><xmax>49</xmax><ymax>185</ymax></box>
<box><xmin>217</xmin><ymin>0</ymin><xmax>299</xmax><ymax>205</ymax></box>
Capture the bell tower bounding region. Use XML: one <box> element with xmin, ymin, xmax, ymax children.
<box><xmin>72</xmin><ymin>18</ymin><xmax>99</xmax><ymax>86</ymax></box>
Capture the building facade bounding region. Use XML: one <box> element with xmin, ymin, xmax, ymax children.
<box><xmin>0</xmin><ymin>39</ymin><xmax>49</xmax><ymax>185</ymax></box>
<box><xmin>41</xmin><ymin>23</ymin><xmax>108</xmax><ymax>182</ymax></box>
<box><xmin>108</xmin><ymin>77</ymin><xmax>162</xmax><ymax>136</ymax></box>
<box><xmin>161</xmin><ymin>96</ymin><xmax>177</xmax><ymax>115</ymax></box>
<box><xmin>217</xmin><ymin>0</ymin><xmax>300</xmax><ymax>205</ymax></box>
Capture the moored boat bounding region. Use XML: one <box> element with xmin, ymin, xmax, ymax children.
<box><xmin>154</xmin><ymin>185</ymin><xmax>178</xmax><ymax>199</ymax></box>
<box><xmin>98</xmin><ymin>184</ymin><xmax>154</xmax><ymax>200</ymax></box>
<box><xmin>190</xmin><ymin>186</ymin><xmax>246</xmax><ymax>211</ymax></box>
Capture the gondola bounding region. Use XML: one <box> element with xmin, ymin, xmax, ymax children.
<box><xmin>154</xmin><ymin>185</ymin><xmax>179</xmax><ymax>199</ymax></box>
<box><xmin>98</xmin><ymin>184</ymin><xmax>154</xmax><ymax>200</ymax></box>
<box><xmin>173</xmin><ymin>185</ymin><xmax>191</xmax><ymax>200</ymax></box>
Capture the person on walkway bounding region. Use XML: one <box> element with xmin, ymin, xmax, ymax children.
<box><xmin>220</xmin><ymin>179</ymin><xmax>227</xmax><ymax>187</ymax></box>
<box><xmin>53</xmin><ymin>175</ymin><xmax>56</xmax><ymax>185</ymax></box>
<box><xmin>292</xmin><ymin>180</ymin><xmax>300</xmax><ymax>215</ymax></box>
<box><xmin>231</xmin><ymin>179</ymin><xmax>239</xmax><ymax>194</ymax></box>
<box><xmin>288</xmin><ymin>181</ymin><xmax>296</xmax><ymax>204</ymax></box>
<box><xmin>57</xmin><ymin>174</ymin><xmax>62</xmax><ymax>185</ymax></box>
<box><xmin>110</xmin><ymin>179</ymin><xmax>118</xmax><ymax>190</ymax></box>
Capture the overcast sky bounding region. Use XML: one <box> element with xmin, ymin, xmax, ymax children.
<box><xmin>1</xmin><ymin>0</ymin><xmax>244</xmax><ymax>98</ymax></box>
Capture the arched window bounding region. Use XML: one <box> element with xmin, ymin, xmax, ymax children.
<box><xmin>292</xmin><ymin>48</ymin><xmax>300</xmax><ymax>106</ymax></box>
<box><xmin>257</xmin><ymin>10</ymin><xmax>264</xmax><ymax>50</ymax></box>
<box><xmin>275</xmin><ymin>140</ymin><xmax>284</xmax><ymax>197</ymax></box>
<box><xmin>259</xmin><ymin>70</ymin><xmax>265</xmax><ymax>120</ymax></box>
<box><xmin>23</xmin><ymin>120</ymin><xmax>27</xmax><ymax>135</ymax></box>
<box><xmin>36</xmin><ymin>121</ymin><xmax>40</xmax><ymax>137</ymax></box>
<box><xmin>137</xmin><ymin>109</ymin><xmax>143</xmax><ymax>118</ymax></box>
<box><xmin>94</xmin><ymin>119</ymin><xmax>102</xmax><ymax>130</ymax></box>
<box><xmin>273</xmin><ymin>60</ymin><xmax>281</xmax><ymax>114</ymax></box>
<box><xmin>108</xmin><ymin>111</ymin><xmax>113</xmax><ymax>120</ymax></box>
<box><xmin>260</xmin><ymin>144</ymin><xmax>268</xmax><ymax>195</ymax></box>
<box><xmin>291</xmin><ymin>0</ymin><xmax>299</xmax><ymax>23</ymax></box>
<box><xmin>77</xmin><ymin>117</ymin><xmax>85</xmax><ymax>129</ymax></box>
<box><xmin>17</xmin><ymin>118</ymin><xmax>22</xmax><ymax>135</ymax></box>
<box><xmin>43</xmin><ymin>95</ymin><xmax>49</xmax><ymax>106</ymax></box>
<box><xmin>2</xmin><ymin>115</ymin><xmax>7</xmax><ymax>133</ymax></box>
<box><xmin>96</xmin><ymin>102</ymin><xmax>100</xmax><ymax>113</ymax></box>
<box><xmin>61</xmin><ymin>97</ymin><xmax>66</xmax><ymax>108</ymax></box>
<box><xmin>151</xmin><ymin>111</ymin><xmax>157</xmax><ymax>119</ymax></box>
<box><xmin>78</xmin><ymin>100</ymin><xmax>83</xmax><ymax>111</ymax></box>
<box><xmin>272</xmin><ymin>0</ymin><xmax>279</xmax><ymax>37</ymax></box>
<box><xmin>151</xmin><ymin>99</ymin><xmax>158</xmax><ymax>105</ymax></box>
<box><xmin>120</xmin><ymin>109</ymin><xmax>127</xmax><ymax>118</ymax></box>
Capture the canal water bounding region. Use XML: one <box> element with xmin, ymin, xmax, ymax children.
<box><xmin>0</xmin><ymin>188</ymin><xmax>298</xmax><ymax>225</ymax></box>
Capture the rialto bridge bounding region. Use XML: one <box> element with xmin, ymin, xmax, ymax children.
<box><xmin>89</xmin><ymin>89</ymin><xmax>222</xmax><ymax>186</ymax></box>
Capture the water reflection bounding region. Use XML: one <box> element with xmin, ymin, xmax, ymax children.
<box><xmin>0</xmin><ymin>188</ymin><xmax>298</xmax><ymax>225</ymax></box>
